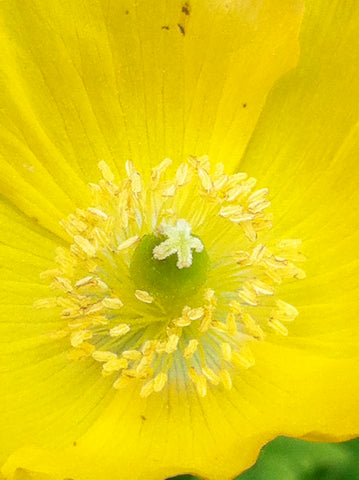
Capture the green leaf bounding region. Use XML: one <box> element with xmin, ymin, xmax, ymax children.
<box><xmin>239</xmin><ymin>437</ymin><xmax>359</xmax><ymax>480</ymax></box>
<box><xmin>166</xmin><ymin>437</ymin><xmax>359</xmax><ymax>480</ymax></box>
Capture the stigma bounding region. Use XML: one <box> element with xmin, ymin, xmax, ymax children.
<box><xmin>35</xmin><ymin>156</ymin><xmax>305</xmax><ymax>398</ymax></box>
<box><xmin>153</xmin><ymin>219</ymin><xmax>204</xmax><ymax>269</ymax></box>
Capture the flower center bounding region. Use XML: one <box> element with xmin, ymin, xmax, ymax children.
<box><xmin>35</xmin><ymin>156</ymin><xmax>305</xmax><ymax>398</ymax></box>
<box><xmin>130</xmin><ymin>221</ymin><xmax>209</xmax><ymax>307</ymax></box>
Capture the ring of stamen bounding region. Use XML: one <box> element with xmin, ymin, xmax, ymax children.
<box><xmin>35</xmin><ymin>156</ymin><xmax>305</xmax><ymax>398</ymax></box>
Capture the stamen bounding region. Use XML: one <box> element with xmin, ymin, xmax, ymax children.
<box><xmin>135</xmin><ymin>290</ymin><xmax>154</xmax><ymax>304</ymax></box>
<box><xmin>117</xmin><ymin>235</ymin><xmax>140</xmax><ymax>252</ymax></box>
<box><xmin>109</xmin><ymin>324</ymin><xmax>131</xmax><ymax>337</ymax></box>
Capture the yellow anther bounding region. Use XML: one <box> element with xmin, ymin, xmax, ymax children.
<box><xmin>183</xmin><ymin>339</ymin><xmax>199</xmax><ymax>359</ymax></box>
<box><xmin>219</xmin><ymin>205</ymin><xmax>244</xmax><ymax>218</ymax></box>
<box><xmin>198</xmin><ymin>168</ymin><xmax>213</xmax><ymax>192</ymax></box>
<box><xmin>126</xmin><ymin>160</ymin><xmax>142</xmax><ymax>194</ymax></box>
<box><xmin>229</xmin><ymin>300</ymin><xmax>243</xmax><ymax>315</ymax></box>
<box><xmin>165</xmin><ymin>334</ymin><xmax>180</xmax><ymax>354</ymax></box>
<box><xmin>92</xmin><ymin>350</ymin><xmax>117</xmax><ymax>362</ymax></box>
<box><xmin>251</xmin><ymin>279</ymin><xmax>274</xmax><ymax>296</ymax></box>
<box><xmin>241</xmin><ymin>221</ymin><xmax>257</xmax><ymax>242</ymax></box>
<box><xmin>175</xmin><ymin>163</ymin><xmax>189</xmax><ymax>186</ymax></box>
<box><xmin>47</xmin><ymin>328</ymin><xmax>69</xmax><ymax>340</ymax></box>
<box><xmin>204</xmin><ymin>288</ymin><xmax>216</xmax><ymax>303</ymax></box>
<box><xmin>241</xmin><ymin>313</ymin><xmax>265</xmax><ymax>341</ymax></box>
<box><xmin>202</xmin><ymin>366</ymin><xmax>220</xmax><ymax>385</ymax></box>
<box><xmin>102</xmin><ymin>357</ymin><xmax>128</xmax><ymax>374</ymax></box>
<box><xmin>187</xmin><ymin>307</ymin><xmax>205</xmax><ymax>321</ymax></box>
<box><xmin>85</xmin><ymin>302</ymin><xmax>104</xmax><ymax>315</ymax></box>
<box><xmin>189</xmin><ymin>369</ymin><xmax>207</xmax><ymax>397</ymax></box>
<box><xmin>238</xmin><ymin>283</ymin><xmax>257</xmax><ymax>306</ymax></box>
<box><xmin>102</xmin><ymin>297</ymin><xmax>124</xmax><ymax>309</ymax></box>
<box><xmin>162</xmin><ymin>184</ymin><xmax>177</xmax><ymax>197</ymax></box>
<box><xmin>153</xmin><ymin>372</ymin><xmax>168</xmax><ymax>392</ymax></box>
<box><xmin>125</xmin><ymin>159</ymin><xmax>136</xmax><ymax>176</ymax></box>
<box><xmin>198</xmin><ymin>310</ymin><xmax>213</xmax><ymax>332</ymax></box>
<box><xmin>268</xmin><ymin>318</ymin><xmax>288</xmax><ymax>336</ymax></box>
<box><xmin>140</xmin><ymin>379</ymin><xmax>155</xmax><ymax>398</ymax></box>
<box><xmin>249</xmin><ymin>244</ymin><xmax>267</xmax><ymax>263</ymax></box>
<box><xmin>93</xmin><ymin>278</ymin><xmax>109</xmax><ymax>290</ymax></box>
<box><xmin>174</xmin><ymin>316</ymin><xmax>191</xmax><ymax>327</ymax></box>
<box><xmin>98</xmin><ymin>161</ymin><xmax>115</xmax><ymax>182</ymax></box>
<box><xmin>275</xmin><ymin>300</ymin><xmax>299</xmax><ymax>319</ymax></box>
<box><xmin>75</xmin><ymin>276</ymin><xmax>94</xmax><ymax>288</ymax></box>
<box><xmin>232</xmin><ymin>347</ymin><xmax>255</xmax><ymax>369</ymax></box>
<box><xmin>117</xmin><ymin>235</ymin><xmax>140</xmax><ymax>252</ymax></box>
<box><xmin>87</xmin><ymin>207</ymin><xmax>108</xmax><ymax>219</ymax></box>
<box><xmin>52</xmin><ymin>276</ymin><xmax>73</xmax><ymax>292</ymax></box>
<box><xmin>93</xmin><ymin>227</ymin><xmax>109</xmax><ymax>246</ymax></box>
<box><xmin>221</xmin><ymin>343</ymin><xmax>232</xmax><ymax>362</ymax></box>
<box><xmin>113</xmin><ymin>375</ymin><xmax>132</xmax><ymax>390</ymax></box>
<box><xmin>109</xmin><ymin>323</ymin><xmax>131</xmax><ymax>337</ymax></box>
<box><xmin>67</xmin><ymin>342</ymin><xmax>95</xmax><ymax>360</ymax></box>
<box><xmin>70</xmin><ymin>330</ymin><xmax>93</xmax><ymax>347</ymax></box>
<box><xmin>220</xmin><ymin>369</ymin><xmax>232</xmax><ymax>390</ymax></box>
<box><xmin>151</xmin><ymin>158</ymin><xmax>172</xmax><ymax>187</ymax></box>
<box><xmin>228</xmin><ymin>213</ymin><xmax>255</xmax><ymax>224</ymax></box>
<box><xmin>135</xmin><ymin>290</ymin><xmax>154</xmax><ymax>304</ymax></box>
<box><xmin>122</xmin><ymin>350</ymin><xmax>142</xmax><ymax>361</ymax></box>
<box><xmin>226</xmin><ymin>312</ymin><xmax>238</xmax><ymax>336</ymax></box>
<box><xmin>74</xmin><ymin>235</ymin><xmax>97</xmax><ymax>257</ymax></box>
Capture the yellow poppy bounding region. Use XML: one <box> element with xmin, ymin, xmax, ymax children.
<box><xmin>1</xmin><ymin>1</ymin><xmax>359</xmax><ymax>480</ymax></box>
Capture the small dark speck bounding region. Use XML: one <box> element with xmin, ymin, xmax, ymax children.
<box><xmin>73</xmin><ymin>441</ymin><xmax>77</xmax><ymax>447</ymax></box>
<box><xmin>243</xmin><ymin>103</ymin><xmax>247</xmax><ymax>108</ymax></box>
<box><xmin>177</xmin><ymin>23</ymin><xmax>185</xmax><ymax>35</ymax></box>
<box><xmin>161</xmin><ymin>25</ymin><xmax>170</xmax><ymax>30</ymax></box>
<box><xmin>182</xmin><ymin>3</ymin><xmax>191</xmax><ymax>15</ymax></box>
<box><xmin>125</xmin><ymin>10</ymin><xmax>129</xmax><ymax>15</ymax></box>
<box><xmin>141</xmin><ymin>415</ymin><xmax>146</xmax><ymax>421</ymax></box>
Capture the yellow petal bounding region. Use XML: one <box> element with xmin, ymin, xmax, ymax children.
<box><xmin>1</xmin><ymin>2</ymin><xmax>358</xmax><ymax>480</ymax></box>
<box><xmin>0</xmin><ymin>382</ymin><xmax>271</xmax><ymax>480</ymax></box>
<box><xmin>240</xmin><ymin>1</ymin><xmax>359</xmax><ymax>356</ymax></box>
<box><xmin>0</xmin><ymin>200</ymin><xmax>60</xmax><ymax>282</ymax></box>
<box><xmin>0</xmin><ymin>202</ymin><xmax>115</xmax><ymax>466</ymax></box>
<box><xmin>0</xmin><ymin>0</ymin><xmax>303</xmax><ymax>234</ymax></box>
<box><xmin>250</xmin><ymin>341</ymin><xmax>359</xmax><ymax>443</ymax></box>
<box><xmin>241</xmin><ymin>0</ymin><xmax>359</xmax><ymax>239</ymax></box>
<box><xmin>3</xmin><ymin>344</ymin><xmax>359</xmax><ymax>480</ymax></box>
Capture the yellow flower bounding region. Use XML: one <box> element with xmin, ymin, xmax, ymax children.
<box><xmin>0</xmin><ymin>1</ymin><xmax>358</xmax><ymax>480</ymax></box>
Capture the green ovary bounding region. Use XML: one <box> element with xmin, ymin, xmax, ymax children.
<box><xmin>130</xmin><ymin>234</ymin><xmax>210</xmax><ymax>304</ymax></box>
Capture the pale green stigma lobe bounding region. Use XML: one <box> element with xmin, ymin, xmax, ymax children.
<box><xmin>153</xmin><ymin>219</ymin><xmax>204</xmax><ymax>269</ymax></box>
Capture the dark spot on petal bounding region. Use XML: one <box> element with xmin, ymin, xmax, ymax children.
<box><xmin>125</xmin><ymin>10</ymin><xmax>129</xmax><ymax>14</ymax></box>
<box><xmin>161</xmin><ymin>25</ymin><xmax>170</xmax><ymax>30</ymax></box>
<box><xmin>243</xmin><ymin>103</ymin><xmax>247</xmax><ymax>108</ymax></box>
<box><xmin>141</xmin><ymin>415</ymin><xmax>146</xmax><ymax>421</ymax></box>
<box><xmin>178</xmin><ymin>23</ymin><xmax>185</xmax><ymax>35</ymax></box>
<box><xmin>73</xmin><ymin>441</ymin><xmax>77</xmax><ymax>446</ymax></box>
<box><xmin>182</xmin><ymin>2</ymin><xmax>191</xmax><ymax>15</ymax></box>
